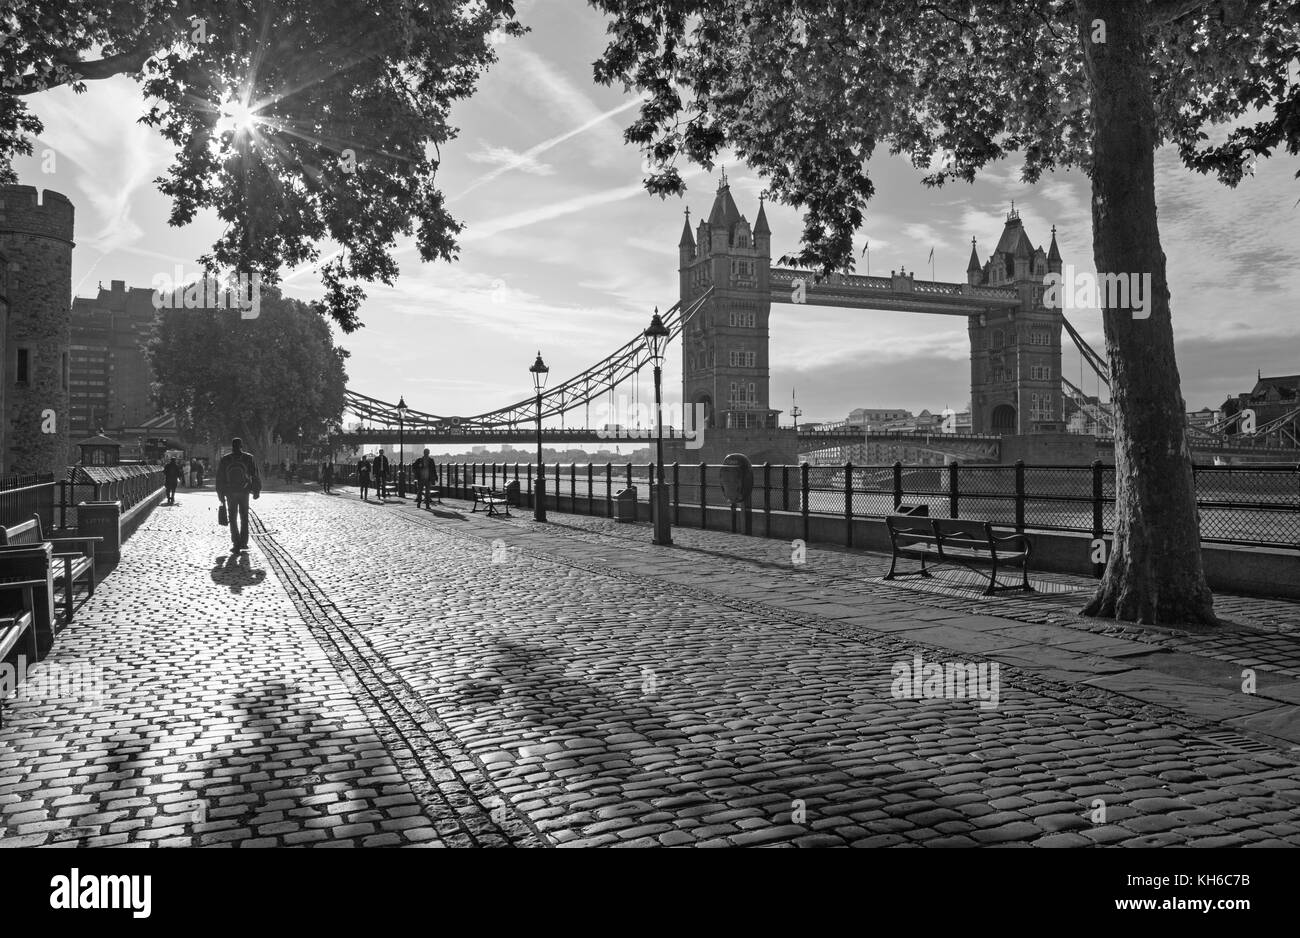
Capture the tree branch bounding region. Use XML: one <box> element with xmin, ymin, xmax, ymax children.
<box><xmin>63</xmin><ymin>45</ymin><xmax>156</xmax><ymax>81</ymax></box>
<box><xmin>12</xmin><ymin>44</ymin><xmax>155</xmax><ymax>96</ymax></box>
<box><xmin>1143</xmin><ymin>0</ymin><xmax>1212</xmax><ymax>26</ymax></box>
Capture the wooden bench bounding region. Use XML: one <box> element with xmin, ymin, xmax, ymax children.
<box><xmin>0</xmin><ymin>578</ymin><xmax>38</xmax><ymax>727</ymax></box>
<box><xmin>0</xmin><ymin>515</ymin><xmax>101</xmax><ymax>621</ymax></box>
<box><xmin>470</xmin><ymin>485</ymin><xmax>510</xmax><ymax>517</ymax></box>
<box><xmin>884</xmin><ymin>515</ymin><xmax>1032</xmax><ymax>595</ymax></box>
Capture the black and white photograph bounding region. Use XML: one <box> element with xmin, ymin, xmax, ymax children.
<box><xmin>0</xmin><ymin>0</ymin><xmax>1297</xmax><ymax>918</ymax></box>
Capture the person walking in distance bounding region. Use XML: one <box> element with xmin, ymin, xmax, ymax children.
<box><xmin>373</xmin><ymin>450</ymin><xmax>389</xmax><ymax>501</ymax></box>
<box><xmin>216</xmin><ymin>438</ymin><xmax>262</xmax><ymax>553</ymax></box>
<box><xmin>413</xmin><ymin>448</ymin><xmax>437</xmax><ymax>509</ymax></box>
<box><xmin>163</xmin><ymin>457</ymin><xmax>184</xmax><ymax>505</ymax></box>
<box><xmin>358</xmin><ymin>456</ymin><xmax>372</xmax><ymax>500</ymax></box>
<box><xmin>321</xmin><ymin>459</ymin><xmax>334</xmax><ymax>494</ymax></box>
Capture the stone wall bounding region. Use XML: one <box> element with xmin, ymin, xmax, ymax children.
<box><xmin>0</xmin><ymin>186</ymin><xmax>74</xmax><ymax>478</ymax></box>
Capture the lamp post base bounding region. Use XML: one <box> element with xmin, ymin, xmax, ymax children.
<box><xmin>651</xmin><ymin>482</ymin><xmax>672</xmax><ymax>546</ymax></box>
<box><xmin>534</xmin><ymin>476</ymin><xmax>547</xmax><ymax>522</ymax></box>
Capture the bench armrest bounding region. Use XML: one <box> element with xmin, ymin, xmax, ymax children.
<box><xmin>47</xmin><ymin>536</ymin><xmax>103</xmax><ymax>549</ymax></box>
<box><xmin>991</xmin><ymin>532</ymin><xmax>1031</xmax><ymax>548</ymax></box>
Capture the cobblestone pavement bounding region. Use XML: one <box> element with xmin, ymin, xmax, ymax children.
<box><xmin>2</xmin><ymin>489</ymin><xmax>1298</xmax><ymax>848</ymax></box>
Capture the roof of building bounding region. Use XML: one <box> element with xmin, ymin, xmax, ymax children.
<box><xmin>74</xmin><ymin>433</ymin><xmax>121</xmax><ymax>447</ymax></box>
<box><xmin>708</xmin><ymin>179</ymin><xmax>743</xmax><ymax>230</ymax></box>
<box><xmin>754</xmin><ymin>199</ymin><xmax>770</xmax><ymax>236</ymax></box>
<box><xmin>994</xmin><ymin>213</ymin><xmax>1038</xmax><ymax>257</ymax></box>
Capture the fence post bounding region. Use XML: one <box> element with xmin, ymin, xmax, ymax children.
<box><xmin>672</xmin><ymin>462</ymin><xmax>680</xmax><ymax>525</ymax></box>
<box><xmin>492</xmin><ymin>462</ymin><xmax>497</xmax><ymax>490</ymax></box>
<box><xmin>1092</xmin><ymin>459</ymin><xmax>1105</xmax><ymax>578</ymax></box>
<box><xmin>892</xmin><ymin>461</ymin><xmax>902</xmax><ymax>511</ymax></box>
<box><xmin>801</xmin><ymin>463</ymin><xmax>811</xmax><ymax>543</ymax></box>
<box><xmin>844</xmin><ymin>461</ymin><xmax>854</xmax><ymax>548</ymax></box>
<box><xmin>626</xmin><ymin>462</ymin><xmax>633</xmax><ymax>492</ymax></box>
<box><xmin>605</xmin><ymin>462</ymin><xmax>613</xmax><ymax>517</ymax></box>
<box><xmin>763</xmin><ymin>462</ymin><xmax>772</xmax><ymax>535</ymax></box>
<box><xmin>700</xmin><ymin>462</ymin><xmax>708</xmax><ymax>530</ymax></box>
<box><xmin>949</xmin><ymin>461</ymin><xmax>960</xmax><ymax>519</ymax></box>
<box><xmin>782</xmin><ymin>465</ymin><xmax>791</xmax><ymax>512</ymax></box>
<box><xmin>570</xmin><ymin>462</ymin><xmax>576</xmax><ymax>512</ymax></box>
<box><xmin>1015</xmin><ymin>459</ymin><xmax>1026</xmax><ymax>534</ymax></box>
<box><xmin>587</xmin><ymin>464</ymin><xmax>594</xmax><ymax>515</ymax></box>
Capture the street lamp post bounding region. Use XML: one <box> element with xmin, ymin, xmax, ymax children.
<box><xmin>396</xmin><ymin>395</ymin><xmax>408</xmax><ymax>497</ymax></box>
<box><xmin>530</xmin><ymin>352</ymin><xmax>549</xmax><ymax>521</ymax></box>
<box><xmin>644</xmin><ymin>308</ymin><xmax>672</xmax><ymax>546</ymax></box>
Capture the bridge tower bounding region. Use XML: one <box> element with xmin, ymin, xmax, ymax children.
<box><xmin>966</xmin><ymin>207</ymin><xmax>1065</xmax><ymax>435</ymax></box>
<box><xmin>678</xmin><ymin>173</ymin><xmax>779</xmax><ymax>432</ymax></box>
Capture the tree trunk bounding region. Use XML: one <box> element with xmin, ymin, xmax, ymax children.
<box><xmin>1075</xmin><ymin>0</ymin><xmax>1217</xmax><ymax>626</ymax></box>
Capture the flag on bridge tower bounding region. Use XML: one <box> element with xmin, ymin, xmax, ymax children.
<box><xmin>929</xmin><ymin>246</ymin><xmax>935</xmax><ymax>281</ymax></box>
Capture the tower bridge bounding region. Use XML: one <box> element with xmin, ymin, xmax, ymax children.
<box><xmin>338</xmin><ymin>177</ymin><xmax>1300</xmax><ymax>464</ymax></box>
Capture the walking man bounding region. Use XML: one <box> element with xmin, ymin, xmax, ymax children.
<box><xmin>321</xmin><ymin>459</ymin><xmax>334</xmax><ymax>494</ymax></box>
<box><xmin>373</xmin><ymin>451</ymin><xmax>389</xmax><ymax>501</ymax></box>
<box><xmin>413</xmin><ymin>448</ymin><xmax>438</xmax><ymax>509</ymax></box>
<box><xmin>358</xmin><ymin>456</ymin><xmax>372</xmax><ymax>500</ymax></box>
<box><xmin>163</xmin><ymin>457</ymin><xmax>184</xmax><ymax>505</ymax></box>
<box><xmin>216</xmin><ymin>438</ymin><xmax>262</xmax><ymax>553</ymax></box>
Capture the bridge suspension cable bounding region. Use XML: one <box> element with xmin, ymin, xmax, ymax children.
<box><xmin>344</xmin><ymin>287</ymin><xmax>714</xmax><ymax>432</ymax></box>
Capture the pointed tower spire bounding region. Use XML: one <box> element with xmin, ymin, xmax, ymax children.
<box><xmin>754</xmin><ymin>194</ymin><xmax>770</xmax><ymax>237</ymax></box>
<box><xmin>1047</xmin><ymin>224</ymin><xmax>1062</xmax><ymax>273</ymax></box>
<box><xmin>679</xmin><ymin>206</ymin><xmax>695</xmax><ymax>248</ymax></box>
<box><xmin>966</xmin><ymin>236</ymin><xmax>981</xmax><ymax>272</ymax></box>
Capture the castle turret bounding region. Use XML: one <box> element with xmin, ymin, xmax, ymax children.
<box><xmin>966</xmin><ymin>237</ymin><xmax>982</xmax><ymax>286</ymax></box>
<box><xmin>1047</xmin><ymin>225</ymin><xmax>1062</xmax><ymax>274</ymax></box>
<box><xmin>0</xmin><ymin>186</ymin><xmax>75</xmax><ymax>477</ymax></box>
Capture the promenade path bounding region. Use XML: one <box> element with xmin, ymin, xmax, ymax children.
<box><xmin>1</xmin><ymin>483</ymin><xmax>1297</xmax><ymax>847</ymax></box>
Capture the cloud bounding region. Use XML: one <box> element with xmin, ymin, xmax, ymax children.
<box><xmin>24</xmin><ymin>77</ymin><xmax>171</xmax><ymax>254</ymax></box>
<box><xmin>454</xmin><ymin>98</ymin><xmax>642</xmax><ymax>198</ymax></box>
<box><xmin>466</xmin><ymin>144</ymin><xmax>556</xmax><ymax>177</ymax></box>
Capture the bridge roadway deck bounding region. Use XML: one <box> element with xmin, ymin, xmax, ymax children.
<box><xmin>2</xmin><ymin>481</ymin><xmax>1297</xmax><ymax>848</ymax></box>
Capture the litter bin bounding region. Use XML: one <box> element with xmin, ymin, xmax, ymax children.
<box><xmin>504</xmin><ymin>479</ymin><xmax>521</xmax><ymax>506</ymax></box>
<box><xmin>614</xmin><ymin>486</ymin><xmax>638</xmax><ymax>523</ymax></box>
<box><xmin>77</xmin><ymin>500</ymin><xmax>122</xmax><ymax>563</ymax></box>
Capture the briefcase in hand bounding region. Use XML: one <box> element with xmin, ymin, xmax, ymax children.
<box><xmin>218</xmin><ymin>503</ymin><xmax>228</xmax><ymax>526</ymax></box>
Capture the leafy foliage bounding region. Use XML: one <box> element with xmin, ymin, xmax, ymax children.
<box><xmin>148</xmin><ymin>287</ymin><xmax>349</xmax><ymax>455</ymax></box>
<box><xmin>591</xmin><ymin>0</ymin><xmax>1299</xmax><ymax>272</ymax></box>
<box><xmin>0</xmin><ymin>0</ymin><xmax>526</xmax><ymax>330</ymax></box>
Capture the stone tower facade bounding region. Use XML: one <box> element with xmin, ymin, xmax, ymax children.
<box><xmin>0</xmin><ymin>186</ymin><xmax>75</xmax><ymax>477</ymax></box>
<box><xmin>965</xmin><ymin>207</ymin><xmax>1065</xmax><ymax>435</ymax></box>
<box><xmin>678</xmin><ymin>174</ymin><xmax>779</xmax><ymax>431</ymax></box>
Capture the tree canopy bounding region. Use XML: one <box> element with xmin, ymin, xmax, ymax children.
<box><xmin>149</xmin><ymin>287</ymin><xmax>349</xmax><ymax>455</ymax></box>
<box><xmin>591</xmin><ymin>0</ymin><xmax>1300</xmax><ymax>626</ymax></box>
<box><xmin>592</xmin><ymin>0</ymin><xmax>1299</xmax><ymax>272</ymax></box>
<box><xmin>0</xmin><ymin>0</ymin><xmax>525</xmax><ymax>331</ymax></box>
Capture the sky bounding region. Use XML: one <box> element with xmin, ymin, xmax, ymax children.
<box><xmin>11</xmin><ymin>1</ymin><xmax>1300</xmax><ymax>438</ymax></box>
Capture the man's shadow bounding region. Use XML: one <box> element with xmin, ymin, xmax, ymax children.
<box><xmin>210</xmin><ymin>553</ymin><xmax>267</xmax><ymax>594</ymax></box>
